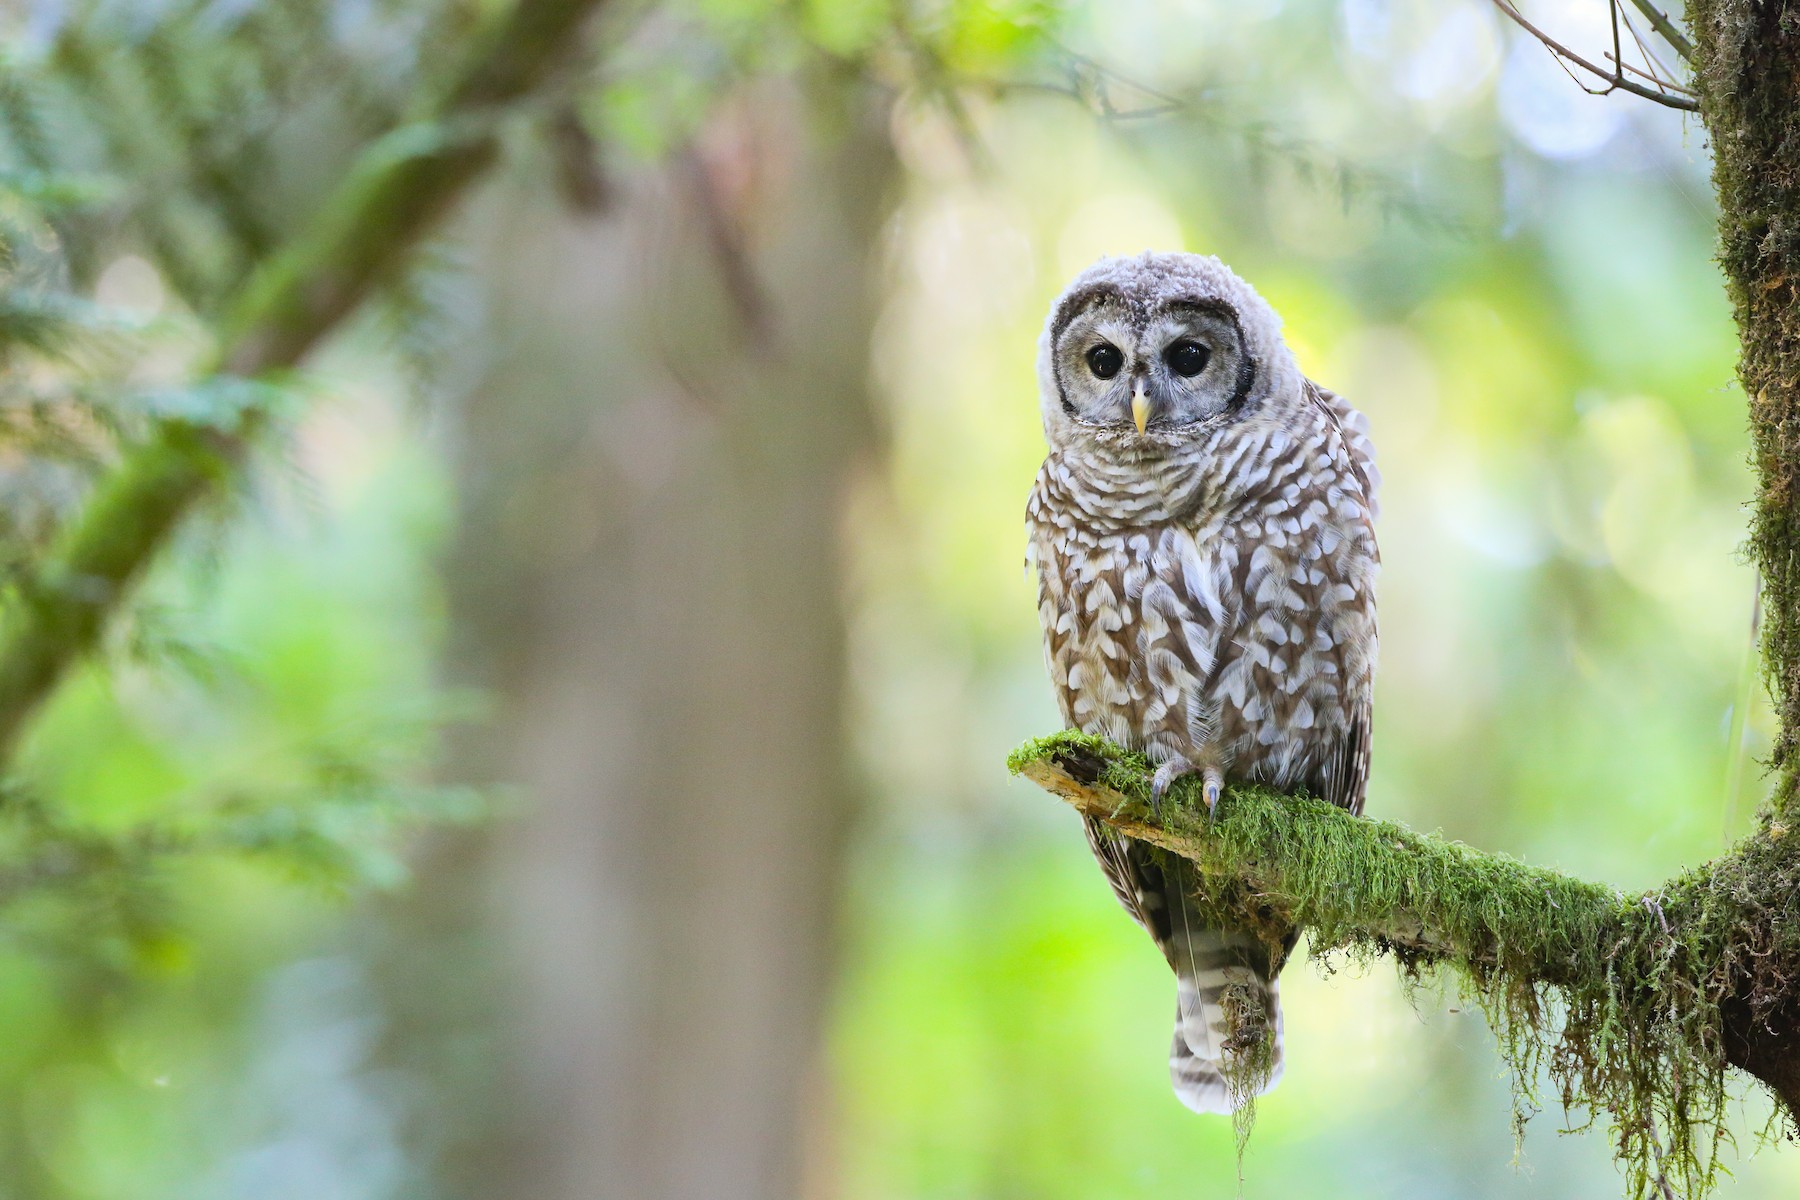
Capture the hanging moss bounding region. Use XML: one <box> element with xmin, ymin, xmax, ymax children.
<box><xmin>1009</xmin><ymin>730</ymin><xmax>1800</xmax><ymax>1199</ymax></box>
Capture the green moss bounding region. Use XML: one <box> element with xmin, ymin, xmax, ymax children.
<box><xmin>1687</xmin><ymin>0</ymin><xmax>1800</xmax><ymax>806</ymax></box>
<box><xmin>1010</xmin><ymin>730</ymin><xmax>1800</xmax><ymax>1199</ymax></box>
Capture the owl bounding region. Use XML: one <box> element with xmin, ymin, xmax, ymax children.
<box><xmin>1026</xmin><ymin>252</ymin><xmax>1379</xmax><ymax>1113</ymax></box>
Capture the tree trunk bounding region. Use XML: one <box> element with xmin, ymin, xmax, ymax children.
<box><xmin>1688</xmin><ymin>0</ymin><xmax>1800</xmax><ymax>1114</ymax></box>
<box><xmin>426</xmin><ymin>81</ymin><xmax>892</xmax><ymax>1199</ymax></box>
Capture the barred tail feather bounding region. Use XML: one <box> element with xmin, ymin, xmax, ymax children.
<box><xmin>1166</xmin><ymin>905</ymin><xmax>1284</xmax><ymax>1114</ymax></box>
<box><xmin>1081</xmin><ymin>821</ymin><xmax>1286</xmax><ymax>1114</ymax></box>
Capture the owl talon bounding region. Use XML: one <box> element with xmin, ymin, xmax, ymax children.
<box><xmin>1202</xmin><ymin>769</ymin><xmax>1223</xmax><ymax>820</ymax></box>
<box><xmin>1149</xmin><ymin>760</ymin><xmax>1196</xmax><ymax>819</ymax></box>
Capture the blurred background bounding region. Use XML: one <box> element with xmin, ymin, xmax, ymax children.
<box><xmin>0</xmin><ymin>0</ymin><xmax>1779</xmax><ymax>1197</ymax></box>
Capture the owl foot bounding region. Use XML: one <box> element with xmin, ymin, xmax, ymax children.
<box><xmin>1149</xmin><ymin>761</ymin><xmax>1227</xmax><ymax>820</ymax></box>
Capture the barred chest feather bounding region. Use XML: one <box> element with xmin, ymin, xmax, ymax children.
<box><xmin>1027</xmin><ymin>399</ymin><xmax>1379</xmax><ymax>811</ymax></box>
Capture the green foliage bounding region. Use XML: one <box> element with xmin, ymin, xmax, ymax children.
<box><xmin>0</xmin><ymin>5</ymin><xmax>506</xmax><ymax>1126</ymax></box>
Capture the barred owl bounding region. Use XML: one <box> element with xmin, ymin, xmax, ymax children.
<box><xmin>1026</xmin><ymin>252</ymin><xmax>1380</xmax><ymax>1112</ymax></box>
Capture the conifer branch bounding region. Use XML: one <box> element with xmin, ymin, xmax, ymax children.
<box><xmin>0</xmin><ymin>0</ymin><xmax>612</xmax><ymax>764</ymax></box>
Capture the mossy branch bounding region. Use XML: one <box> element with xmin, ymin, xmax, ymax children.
<box><xmin>1012</xmin><ymin>730</ymin><xmax>1800</xmax><ymax>1199</ymax></box>
<box><xmin>1010</xmin><ymin>731</ymin><xmax>1624</xmax><ymax>977</ymax></box>
<box><xmin>0</xmin><ymin>0</ymin><xmax>613</xmax><ymax>764</ymax></box>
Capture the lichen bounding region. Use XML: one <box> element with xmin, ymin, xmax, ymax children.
<box><xmin>1010</xmin><ymin>730</ymin><xmax>1800</xmax><ymax>1199</ymax></box>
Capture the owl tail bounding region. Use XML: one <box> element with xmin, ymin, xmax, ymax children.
<box><xmin>1080</xmin><ymin>820</ymin><xmax>1286</xmax><ymax>1114</ymax></box>
<box><xmin>1164</xmin><ymin>875</ymin><xmax>1284</xmax><ymax>1114</ymax></box>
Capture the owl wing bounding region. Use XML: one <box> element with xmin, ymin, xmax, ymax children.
<box><xmin>1304</xmin><ymin>378</ymin><xmax>1381</xmax><ymax>520</ymax></box>
<box><xmin>1321</xmin><ymin>704</ymin><xmax>1373</xmax><ymax>817</ymax></box>
<box><xmin>1082</xmin><ymin>816</ymin><xmax>1169</xmax><ymax>939</ymax></box>
<box><xmin>1304</xmin><ymin>377</ymin><xmax>1378</xmax><ymax>816</ymax></box>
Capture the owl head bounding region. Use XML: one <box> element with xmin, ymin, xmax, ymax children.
<box><xmin>1037</xmin><ymin>252</ymin><xmax>1300</xmax><ymax>449</ymax></box>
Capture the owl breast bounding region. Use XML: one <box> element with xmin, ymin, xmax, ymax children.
<box><xmin>1028</xmin><ymin>416</ymin><xmax>1378</xmax><ymax>811</ymax></box>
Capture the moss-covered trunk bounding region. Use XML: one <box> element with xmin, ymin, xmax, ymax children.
<box><xmin>1693</xmin><ymin>2</ymin><xmax>1800</xmax><ymax>789</ymax></box>
<box><xmin>1689</xmin><ymin>0</ymin><xmax>1800</xmax><ymax>1115</ymax></box>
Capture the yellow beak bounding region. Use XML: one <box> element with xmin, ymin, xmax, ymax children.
<box><xmin>1131</xmin><ymin>381</ymin><xmax>1151</xmax><ymax>435</ymax></box>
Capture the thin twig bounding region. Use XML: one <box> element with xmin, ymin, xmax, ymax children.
<box><xmin>1645</xmin><ymin>1119</ymin><xmax>1681</xmax><ymax>1200</ymax></box>
<box><xmin>1607</xmin><ymin>51</ymin><xmax>1697</xmax><ymax>94</ymax></box>
<box><xmin>1102</xmin><ymin>103</ymin><xmax>1184</xmax><ymax>122</ymax></box>
<box><xmin>1490</xmin><ymin>0</ymin><xmax>1699</xmax><ymax>112</ymax></box>
<box><xmin>1722</xmin><ymin>571</ymin><xmax>1763</xmax><ymax>844</ymax></box>
<box><xmin>1058</xmin><ymin>46</ymin><xmax>1188</xmax><ymax>112</ymax></box>
<box><xmin>972</xmin><ymin>49</ymin><xmax>1466</xmax><ymax>234</ymax></box>
<box><xmin>1617</xmin><ymin>6</ymin><xmax>1687</xmax><ymax>91</ymax></box>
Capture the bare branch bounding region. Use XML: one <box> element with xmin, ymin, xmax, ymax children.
<box><xmin>1606</xmin><ymin>51</ymin><xmax>1697</xmax><ymax>95</ymax></box>
<box><xmin>1491</xmin><ymin>0</ymin><xmax>1699</xmax><ymax>112</ymax></box>
<box><xmin>1617</xmin><ymin>6</ymin><xmax>1690</xmax><ymax>91</ymax></box>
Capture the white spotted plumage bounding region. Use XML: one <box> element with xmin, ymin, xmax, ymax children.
<box><xmin>1026</xmin><ymin>252</ymin><xmax>1379</xmax><ymax>1113</ymax></box>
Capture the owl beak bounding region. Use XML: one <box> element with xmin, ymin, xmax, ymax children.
<box><xmin>1131</xmin><ymin>380</ymin><xmax>1152</xmax><ymax>435</ymax></box>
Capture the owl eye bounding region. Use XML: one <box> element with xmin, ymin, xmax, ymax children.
<box><xmin>1086</xmin><ymin>343</ymin><xmax>1124</xmax><ymax>379</ymax></box>
<box><xmin>1165</xmin><ymin>339</ymin><xmax>1210</xmax><ymax>377</ymax></box>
